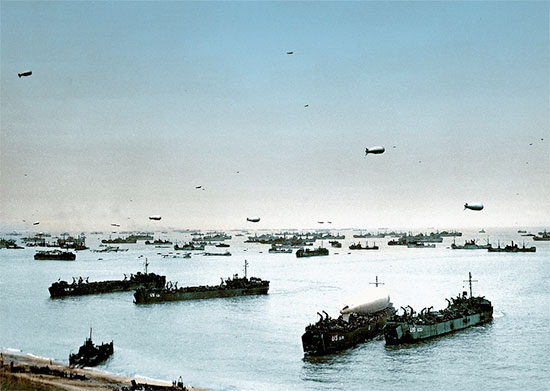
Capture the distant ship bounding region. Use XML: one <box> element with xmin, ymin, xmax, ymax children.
<box><xmin>532</xmin><ymin>230</ymin><xmax>550</xmax><ymax>241</ymax></box>
<box><xmin>48</xmin><ymin>261</ymin><xmax>165</xmax><ymax>297</ymax></box>
<box><xmin>174</xmin><ymin>242</ymin><xmax>204</xmax><ymax>251</ymax></box>
<box><xmin>488</xmin><ymin>241</ymin><xmax>536</xmax><ymax>252</ymax></box>
<box><xmin>406</xmin><ymin>242</ymin><xmax>436</xmax><ymax>248</ymax></box>
<box><xmin>302</xmin><ymin>277</ymin><xmax>395</xmax><ymax>355</ymax></box>
<box><xmin>145</xmin><ymin>239</ymin><xmax>173</xmax><ymax>245</ymax></box>
<box><xmin>101</xmin><ymin>237</ymin><xmax>137</xmax><ymax>244</ymax></box>
<box><xmin>478</xmin><ymin>229</ymin><xmax>486</xmax><ymax>234</ymax></box>
<box><xmin>451</xmin><ymin>239</ymin><xmax>491</xmax><ymax>250</ymax></box>
<box><xmin>349</xmin><ymin>242</ymin><xmax>379</xmax><ymax>250</ymax></box>
<box><xmin>69</xmin><ymin>328</ymin><xmax>113</xmax><ymax>367</ymax></box>
<box><xmin>384</xmin><ymin>273</ymin><xmax>493</xmax><ymax>345</ymax></box>
<box><xmin>268</xmin><ymin>244</ymin><xmax>292</xmax><ymax>253</ymax></box>
<box><xmin>329</xmin><ymin>240</ymin><xmax>342</xmax><ymax>248</ymax></box>
<box><xmin>203</xmin><ymin>251</ymin><xmax>231</xmax><ymax>256</ymax></box>
<box><xmin>134</xmin><ymin>260</ymin><xmax>269</xmax><ymax>304</ymax></box>
<box><xmin>34</xmin><ymin>250</ymin><xmax>76</xmax><ymax>261</ymax></box>
<box><xmin>296</xmin><ymin>247</ymin><xmax>329</xmax><ymax>257</ymax></box>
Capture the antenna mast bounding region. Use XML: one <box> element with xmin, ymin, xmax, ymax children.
<box><xmin>463</xmin><ymin>272</ymin><xmax>478</xmax><ymax>297</ymax></box>
<box><xmin>244</xmin><ymin>260</ymin><xmax>248</xmax><ymax>278</ymax></box>
<box><xmin>369</xmin><ymin>276</ymin><xmax>384</xmax><ymax>287</ymax></box>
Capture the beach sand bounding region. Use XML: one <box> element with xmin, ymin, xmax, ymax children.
<box><xmin>0</xmin><ymin>349</ymin><xmax>204</xmax><ymax>391</ymax></box>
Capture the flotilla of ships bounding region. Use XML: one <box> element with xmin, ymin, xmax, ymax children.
<box><xmin>1</xmin><ymin>227</ymin><xmax>548</xmax><ymax>365</ymax></box>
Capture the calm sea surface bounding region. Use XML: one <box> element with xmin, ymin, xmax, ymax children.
<box><xmin>1</xmin><ymin>228</ymin><xmax>549</xmax><ymax>390</ymax></box>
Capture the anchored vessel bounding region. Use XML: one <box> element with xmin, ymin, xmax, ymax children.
<box><xmin>34</xmin><ymin>250</ymin><xmax>76</xmax><ymax>261</ymax></box>
<box><xmin>349</xmin><ymin>242</ymin><xmax>379</xmax><ymax>250</ymax></box>
<box><xmin>451</xmin><ymin>239</ymin><xmax>491</xmax><ymax>250</ymax></box>
<box><xmin>488</xmin><ymin>241</ymin><xmax>536</xmax><ymax>252</ymax></box>
<box><xmin>532</xmin><ymin>230</ymin><xmax>550</xmax><ymax>241</ymax></box>
<box><xmin>69</xmin><ymin>329</ymin><xmax>113</xmax><ymax>367</ymax></box>
<box><xmin>49</xmin><ymin>261</ymin><xmax>165</xmax><ymax>297</ymax></box>
<box><xmin>296</xmin><ymin>247</ymin><xmax>329</xmax><ymax>257</ymax></box>
<box><xmin>384</xmin><ymin>273</ymin><xmax>493</xmax><ymax>345</ymax></box>
<box><xmin>134</xmin><ymin>260</ymin><xmax>269</xmax><ymax>304</ymax></box>
<box><xmin>302</xmin><ymin>277</ymin><xmax>395</xmax><ymax>355</ymax></box>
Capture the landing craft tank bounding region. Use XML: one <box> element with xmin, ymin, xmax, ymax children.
<box><xmin>247</xmin><ymin>217</ymin><xmax>261</xmax><ymax>222</ymax></box>
<box><xmin>384</xmin><ymin>273</ymin><xmax>493</xmax><ymax>345</ymax></box>
<box><xmin>48</xmin><ymin>269</ymin><xmax>165</xmax><ymax>297</ymax></box>
<box><xmin>134</xmin><ymin>260</ymin><xmax>269</xmax><ymax>304</ymax></box>
<box><xmin>302</xmin><ymin>277</ymin><xmax>395</xmax><ymax>356</ymax></box>
<box><xmin>69</xmin><ymin>329</ymin><xmax>113</xmax><ymax>367</ymax></box>
<box><xmin>149</xmin><ymin>215</ymin><xmax>162</xmax><ymax>221</ymax></box>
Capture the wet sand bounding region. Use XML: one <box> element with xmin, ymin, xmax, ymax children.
<box><xmin>0</xmin><ymin>349</ymin><xmax>203</xmax><ymax>391</ymax></box>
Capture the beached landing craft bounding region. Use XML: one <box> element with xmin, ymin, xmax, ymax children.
<box><xmin>133</xmin><ymin>260</ymin><xmax>269</xmax><ymax>304</ymax></box>
<box><xmin>302</xmin><ymin>277</ymin><xmax>395</xmax><ymax>355</ymax></box>
<box><xmin>69</xmin><ymin>329</ymin><xmax>113</xmax><ymax>367</ymax></box>
<box><xmin>384</xmin><ymin>273</ymin><xmax>493</xmax><ymax>345</ymax></box>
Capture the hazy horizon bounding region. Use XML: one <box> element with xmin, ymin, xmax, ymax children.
<box><xmin>1</xmin><ymin>1</ymin><xmax>549</xmax><ymax>232</ymax></box>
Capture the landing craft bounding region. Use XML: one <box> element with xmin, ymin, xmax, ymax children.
<box><xmin>464</xmin><ymin>203</ymin><xmax>484</xmax><ymax>211</ymax></box>
<box><xmin>195</xmin><ymin>186</ymin><xmax>202</xmax><ymax>189</ymax></box>
<box><xmin>18</xmin><ymin>71</ymin><xmax>32</xmax><ymax>78</ymax></box>
<box><xmin>365</xmin><ymin>146</ymin><xmax>385</xmax><ymax>156</ymax></box>
<box><xmin>33</xmin><ymin>221</ymin><xmax>40</xmax><ymax>225</ymax></box>
<box><xmin>286</xmin><ymin>51</ymin><xmax>294</xmax><ymax>55</ymax></box>
<box><xmin>149</xmin><ymin>215</ymin><xmax>162</xmax><ymax>221</ymax></box>
<box><xmin>111</xmin><ymin>223</ymin><xmax>120</xmax><ymax>227</ymax></box>
<box><xmin>247</xmin><ymin>217</ymin><xmax>260</xmax><ymax>223</ymax></box>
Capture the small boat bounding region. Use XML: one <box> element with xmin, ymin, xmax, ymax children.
<box><xmin>406</xmin><ymin>242</ymin><xmax>435</xmax><ymax>248</ymax></box>
<box><xmin>329</xmin><ymin>240</ymin><xmax>342</xmax><ymax>248</ymax></box>
<box><xmin>203</xmin><ymin>251</ymin><xmax>231</xmax><ymax>256</ymax></box>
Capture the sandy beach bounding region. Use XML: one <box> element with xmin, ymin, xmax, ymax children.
<box><xmin>0</xmin><ymin>349</ymin><xmax>203</xmax><ymax>391</ymax></box>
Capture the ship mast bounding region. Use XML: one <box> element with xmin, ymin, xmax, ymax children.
<box><xmin>144</xmin><ymin>258</ymin><xmax>149</xmax><ymax>274</ymax></box>
<box><xmin>369</xmin><ymin>276</ymin><xmax>384</xmax><ymax>287</ymax></box>
<box><xmin>463</xmin><ymin>272</ymin><xmax>478</xmax><ymax>297</ymax></box>
<box><xmin>244</xmin><ymin>259</ymin><xmax>248</xmax><ymax>279</ymax></box>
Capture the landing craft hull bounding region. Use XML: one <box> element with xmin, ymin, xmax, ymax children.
<box><xmin>134</xmin><ymin>286</ymin><xmax>269</xmax><ymax>304</ymax></box>
<box><xmin>49</xmin><ymin>274</ymin><xmax>166</xmax><ymax>298</ymax></box>
<box><xmin>384</xmin><ymin>309</ymin><xmax>493</xmax><ymax>345</ymax></box>
<box><xmin>302</xmin><ymin>307</ymin><xmax>394</xmax><ymax>356</ymax></box>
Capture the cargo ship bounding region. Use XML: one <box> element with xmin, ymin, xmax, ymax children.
<box><xmin>69</xmin><ymin>328</ymin><xmax>113</xmax><ymax>367</ymax></box>
<box><xmin>34</xmin><ymin>250</ymin><xmax>76</xmax><ymax>261</ymax></box>
<box><xmin>349</xmin><ymin>242</ymin><xmax>379</xmax><ymax>250</ymax></box>
<box><xmin>134</xmin><ymin>260</ymin><xmax>269</xmax><ymax>304</ymax></box>
<box><xmin>302</xmin><ymin>277</ymin><xmax>395</xmax><ymax>355</ymax></box>
<box><xmin>296</xmin><ymin>247</ymin><xmax>329</xmax><ymax>257</ymax></box>
<box><xmin>48</xmin><ymin>261</ymin><xmax>165</xmax><ymax>297</ymax></box>
<box><xmin>488</xmin><ymin>241</ymin><xmax>536</xmax><ymax>252</ymax></box>
<box><xmin>384</xmin><ymin>273</ymin><xmax>493</xmax><ymax>345</ymax></box>
<box><xmin>451</xmin><ymin>239</ymin><xmax>491</xmax><ymax>250</ymax></box>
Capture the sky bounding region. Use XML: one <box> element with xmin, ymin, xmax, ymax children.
<box><xmin>1</xmin><ymin>1</ymin><xmax>549</xmax><ymax>232</ymax></box>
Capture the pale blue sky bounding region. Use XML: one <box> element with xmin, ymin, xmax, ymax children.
<box><xmin>1</xmin><ymin>1</ymin><xmax>549</xmax><ymax>231</ymax></box>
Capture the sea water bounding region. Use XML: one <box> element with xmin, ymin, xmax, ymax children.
<box><xmin>1</xmin><ymin>228</ymin><xmax>549</xmax><ymax>390</ymax></box>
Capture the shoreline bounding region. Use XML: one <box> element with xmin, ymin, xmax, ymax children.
<box><xmin>0</xmin><ymin>349</ymin><xmax>204</xmax><ymax>391</ymax></box>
